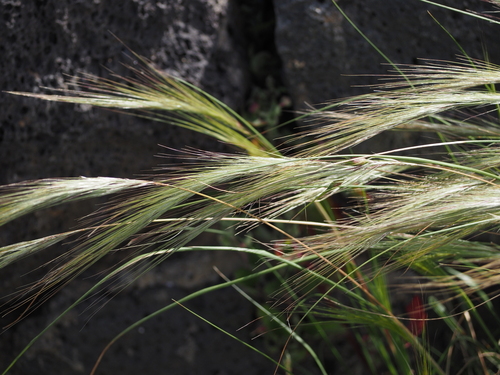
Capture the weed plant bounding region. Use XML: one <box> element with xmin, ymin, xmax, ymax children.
<box><xmin>3</xmin><ymin>1</ymin><xmax>500</xmax><ymax>374</ymax></box>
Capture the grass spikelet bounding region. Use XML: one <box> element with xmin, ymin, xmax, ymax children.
<box><xmin>4</xmin><ymin>22</ymin><xmax>500</xmax><ymax>374</ymax></box>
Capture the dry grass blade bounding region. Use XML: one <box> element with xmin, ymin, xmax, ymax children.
<box><xmin>296</xmin><ymin>60</ymin><xmax>500</xmax><ymax>155</ymax></box>
<box><xmin>7</xmin><ymin>60</ymin><xmax>276</xmax><ymax>157</ymax></box>
<box><xmin>0</xmin><ymin>177</ymin><xmax>151</xmax><ymax>227</ymax></box>
<box><xmin>5</xmin><ymin>24</ymin><xmax>500</xmax><ymax>372</ymax></box>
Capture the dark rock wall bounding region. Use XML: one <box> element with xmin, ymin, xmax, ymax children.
<box><xmin>275</xmin><ymin>0</ymin><xmax>500</xmax><ymax>107</ymax></box>
<box><xmin>0</xmin><ymin>1</ymin><xmax>272</xmax><ymax>375</ymax></box>
<box><xmin>274</xmin><ymin>0</ymin><xmax>500</xmax><ymax>154</ymax></box>
<box><xmin>2</xmin><ymin>0</ymin><xmax>500</xmax><ymax>374</ymax></box>
<box><xmin>0</xmin><ymin>0</ymin><xmax>248</xmax><ymax>293</ymax></box>
<box><xmin>1</xmin><ymin>0</ymin><xmax>247</xmax><ymax>186</ymax></box>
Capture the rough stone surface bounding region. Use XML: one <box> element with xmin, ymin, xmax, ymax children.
<box><xmin>4</xmin><ymin>0</ymin><xmax>500</xmax><ymax>374</ymax></box>
<box><xmin>274</xmin><ymin>0</ymin><xmax>500</xmax><ymax>154</ymax></box>
<box><xmin>274</xmin><ymin>0</ymin><xmax>500</xmax><ymax>106</ymax></box>
<box><xmin>1</xmin><ymin>0</ymin><xmax>247</xmax><ymax>186</ymax></box>
<box><xmin>0</xmin><ymin>0</ymin><xmax>248</xmax><ymax>275</ymax></box>
<box><xmin>0</xmin><ymin>1</ymin><xmax>266</xmax><ymax>374</ymax></box>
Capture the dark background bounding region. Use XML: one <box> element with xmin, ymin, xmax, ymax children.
<box><xmin>1</xmin><ymin>0</ymin><xmax>499</xmax><ymax>374</ymax></box>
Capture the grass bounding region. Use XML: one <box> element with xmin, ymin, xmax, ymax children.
<box><xmin>3</xmin><ymin>1</ymin><xmax>500</xmax><ymax>374</ymax></box>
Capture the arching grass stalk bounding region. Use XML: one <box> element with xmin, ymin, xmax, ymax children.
<box><xmin>215</xmin><ymin>268</ymin><xmax>328</xmax><ymax>375</ymax></box>
<box><xmin>419</xmin><ymin>0</ymin><xmax>500</xmax><ymax>25</ymax></box>
<box><xmin>84</xmin><ymin>243</ymin><xmax>401</xmax><ymax>375</ymax></box>
<box><xmin>1</xmin><ymin>245</ymin><xmax>310</xmax><ymax>375</ymax></box>
<box><xmin>4</xmin><ymin>1</ymin><xmax>500</xmax><ymax>372</ymax></box>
